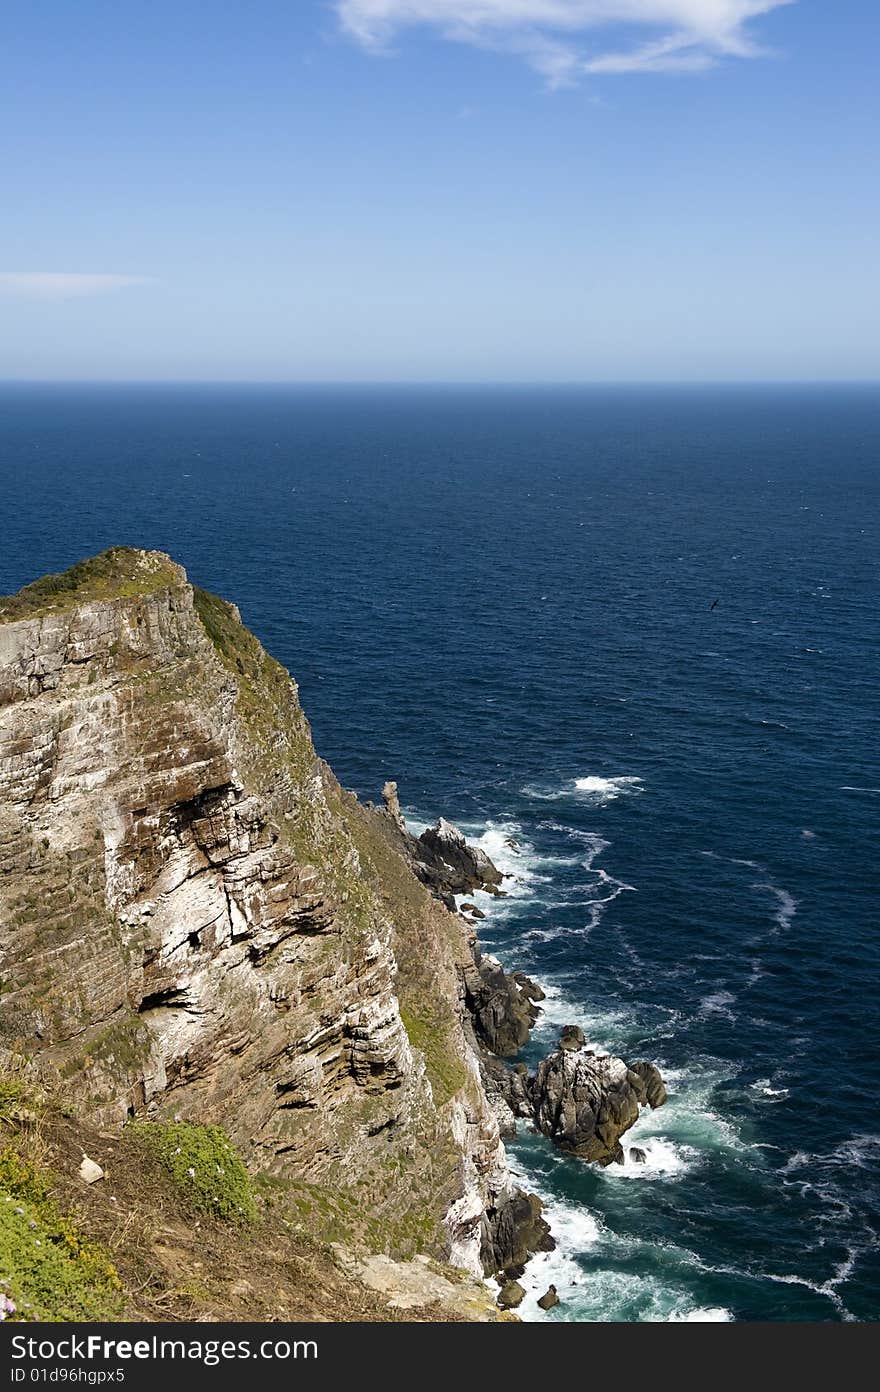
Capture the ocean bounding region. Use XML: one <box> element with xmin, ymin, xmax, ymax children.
<box><xmin>1</xmin><ymin>382</ymin><xmax>878</xmax><ymax>1321</ymax></box>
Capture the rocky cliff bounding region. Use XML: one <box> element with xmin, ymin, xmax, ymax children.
<box><xmin>0</xmin><ymin>548</ymin><xmax>538</xmax><ymax>1297</ymax></box>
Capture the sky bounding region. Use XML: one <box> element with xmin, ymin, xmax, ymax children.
<box><xmin>0</xmin><ymin>0</ymin><xmax>878</xmax><ymax>381</ymax></box>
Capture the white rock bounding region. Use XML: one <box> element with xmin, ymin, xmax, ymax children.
<box><xmin>78</xmin><ymin>1154</ymin><xmax>104</xmax><ymax>1184</ymax></box>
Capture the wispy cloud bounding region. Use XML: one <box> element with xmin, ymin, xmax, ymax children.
<box><xmin>0</xmin><ymin>272</ymin><xmax>151</xmax><ymax>298</ymax></box>
<box><xmin>336</xmin><ymin>1</ymin><xmax>794</xmax><ymax>84</ymax></box>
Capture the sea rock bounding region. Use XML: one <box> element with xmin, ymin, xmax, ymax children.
<box><xmin>513</xmin><ymin>972</ymin><xmax>545</xmax><ymax>1004</ymax></box>
<box><xmin>416</xmin><ymin>818</ymin><xmax>504</xmax><ymax>899</ymax></box>
<box><xmin>530</xmin><ymin>1048</ymin><xmax>666</xmax><ymax>1165</ymax></box>
<box><xmin>558</xmin><ymin>1025</ymin><xmax>586</xmax><ymax>1052</ymax></box>
<box><xmin>481</xmin><ymin>1190</ymin><xmax>555</xmax><ymax>1276</ymax></box>
<box><xmin>463</xmin><ymin>954</ymin><xmax>542</xmax><ymax>1058</ymax></box>
<box><xmin>629</xmin><ymin>1146</ymin><xmax>648</xmax><ymax>1164</ymax></box>
<box><xmin>626</xmin><ymin>1060</ymin><xmax>668</xmax><ymax>1110</ymax></box>
<box><xmin>379</xmin><ymin>796</ymin><xmax>505</xmax><ymax>911</ymax></box>
<box><xmin>460</xmin><ymin>903</ymin><xmax>486</xmax><ymax>920</ymax></box>
<box><xmin>497</xmin><ymin>1280</ymin><xmax>525</xmax><ymax>1309</ymax></box>
<box><xmin>537</xmin><ymin>1285</ymin><xmax>560</xmax><ymax>1311</ymax></box>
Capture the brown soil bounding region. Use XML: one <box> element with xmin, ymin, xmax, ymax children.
<box><xmin>12</xmin><ymin>1108</ymin><xmax>468</xmax><ymax>1323</ymax></box>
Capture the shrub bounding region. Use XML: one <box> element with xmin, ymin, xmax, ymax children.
<box><xmin>127</xmin><ymin>1121</ymin><xmax>257</xmax><ymax>1223</ymax></box>
<box><xmin>0</xmin><ymin>1148</ymin><xmax>122</xmax><ymax>1322</ymax></box>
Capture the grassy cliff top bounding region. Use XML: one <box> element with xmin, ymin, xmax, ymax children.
<box><xmin>0</xmin><ymin>548</ymin><xmax>185</xmax><ymax>623</ymax></box>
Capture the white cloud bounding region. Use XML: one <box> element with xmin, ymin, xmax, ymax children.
<box><xmin>0</xmin><ymin>272</ymin><xmax>151</xmax><ymax>299</ymax></box>
<box><xmin>336</xmin><ymin>1</ymin><xmax>794</xmax><ymax>83</ymax></box>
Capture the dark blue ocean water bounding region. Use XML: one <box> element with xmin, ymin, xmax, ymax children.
<box><xmin>1</xmin><ymin>383</ymin><xmax>878</xmax><ymax>1321</ymax></box>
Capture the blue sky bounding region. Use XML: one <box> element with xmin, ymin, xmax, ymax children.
<box><xmin>0</xmin><ymin>1</ymin><xmax>877</xmax><ymax>380</ymax></box>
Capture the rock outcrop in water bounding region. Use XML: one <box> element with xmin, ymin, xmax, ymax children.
<box><xmin>463</xmin><ymin>955</ymin><xmax>544</xmax><ymax>1059</ymax></box>
<box><xmin>417</xmin><ymin>817</ymin><xmax>504</xmax><ymax>899</ymax></box>
<box><xmin>376</xmin><ymin>784</ymin><xmax>667</xmax><ymax>1171</ymax></box>
<box><xmin>0</xmin><ymin>548</ymin><xmax>549</xmax><ymax>1293</ymax></box>
<box><xmin>529</xmin><ymin>1038</ymin><xmax>667</xmax><ymax>1165</ymax></box>
<box><xmin>380</xmin><ymin>783</ymin><xmax>503</xmax><ymax>908</ymax></box>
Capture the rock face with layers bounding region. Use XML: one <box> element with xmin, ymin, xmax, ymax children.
<box><xmin>0</xmin><ymin>548</ymin><xmax>544</xmax><ymax>1278</ymax></box>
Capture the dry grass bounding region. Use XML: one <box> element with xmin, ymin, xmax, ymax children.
<box><xmin>0</xmin><ymin>1099</ymin><xmax>469</xmax><ymax>1324</ymax></box>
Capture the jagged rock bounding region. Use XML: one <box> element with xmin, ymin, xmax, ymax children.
<box><xmin>513</xmin><ymin>972</ymin><xmax>545</xmax><ymax>1003</ymax></box>
<box><xmin>374</xmin><ymin>782</ymin><xmax>544</xmax><ymax>1080</ymax></box>
<box><xmin>627</xmin><ymin>1060</ymin><xmax>668</xmax><ymax>1109</ymax></box>
<box><xmin>417</xmin><ymin>818</ymin><xmax>504</xmax><ymax>899</ymax></box>
<box><xmin>537</xmin><ymin>1285</ymin><xmax>560</xmax><ymax>1311</ymax></box>
<box><xmin>481</xmin><ymin>1054</ymin><xmax>532</xmax><ymax>1120</ymax></box>
<box><xmin>463</xmin><ymin>954</ymin><xmax>541</xmax><ymax>1058</ymax></box>
<box><xmin>377</xmin><ymin>796</ymin><xmax>504</xmax><ymax>911</ymax></box>
<box><xmin>559</xmin><ymin>1025</ymin><xmax>586</xmax><ymax>1051</ymax></box>
<box><xmin>481</xmin><ymin>1190</ymin><xmax>555</xmax><ymax>1276</ymax></box>
<box><xmin>497</xmin><ymin>1280</ymin><xmax>525</xmax><ymax>1309</ymax></box>
<box><xmin>381</xmin><ymin>780</ymin><xmax>407</xmax><ymax>834</ymax></box>
<box><xmin>629</xmin><ymin>1146</ymin><xmax>648</xmax><ymax>1164</ymax></box>
<box><xmin>530</xmin><ymin>1049</ymin><xmax>666</xmax><ymax>1165</ymax></box>
<box><xmin>481</xmin><ymin>1055</ymin><xmax>532</xmax><ymax>1137</ymax></box>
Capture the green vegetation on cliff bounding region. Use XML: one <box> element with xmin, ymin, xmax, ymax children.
<box><xmin>0</xmin><ymin>547</ymin><xmax>181</xmax><ymax>621</ymax></box>
<box><xmin>0</xmin><ymin>1147</ymin><xmax>122</xmax><ymax>1322</ymax></box>
<box><xmin>126</xmin><ymin>1121</ymin><xmax>257</xmax><ymax>1223</ymax></box>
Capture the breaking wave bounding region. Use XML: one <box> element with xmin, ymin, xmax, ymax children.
<box><xmin>522</xmin><ymin>775</ymin><xmax>645</xmax><ymax>806</ymax></box>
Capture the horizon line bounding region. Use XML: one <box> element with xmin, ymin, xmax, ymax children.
<box><xmin>0</xmin><ymin>377</ymin><xmax>878</xmax><ymax>389</ymax></box>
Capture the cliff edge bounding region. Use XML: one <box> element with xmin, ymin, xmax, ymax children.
<box><xmin>0</xmin><ymin>548</ymin><xmax>542</xmax><ymax>1319</ymax></box>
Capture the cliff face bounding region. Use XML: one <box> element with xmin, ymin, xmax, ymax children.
<box><xmin>0</xmin><ymin>549</ymin><xmax>518</xmax><ymax>1277</ymax></box>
